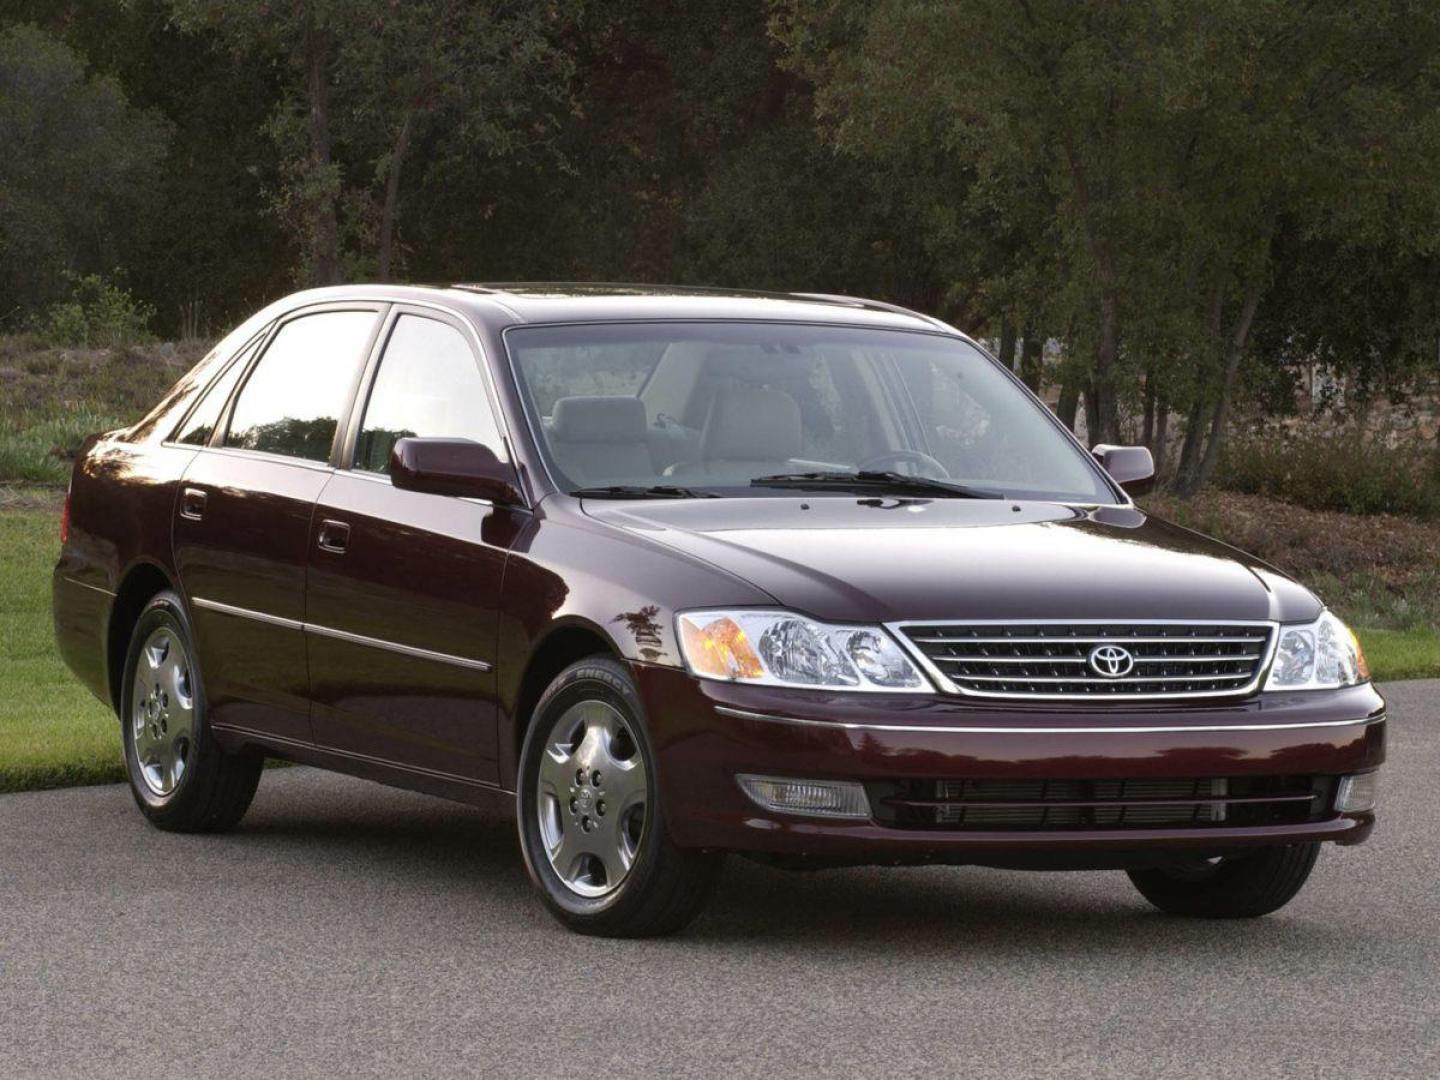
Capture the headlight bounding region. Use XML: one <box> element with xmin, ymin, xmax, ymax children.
<box><xmin>676</xmin><ymin>609</ymin><xmax>929</xmax><ymax>691</ymax></box>
<box><xmin>1264</xmin><ymin>611</ymin><xmax>1370</xmax><ymax>691</ymax></box>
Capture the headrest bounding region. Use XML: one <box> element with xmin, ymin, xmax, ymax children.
<box><xmin>702</xmin><ymin>386</ymin><xmax>802</xmax><ymax>462</ymax></box>
<box><xmin>550</xmin><ymin>396</ymin><xmax>647</xmax><ymax>444</ymax></box>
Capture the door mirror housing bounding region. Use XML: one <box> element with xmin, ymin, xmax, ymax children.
<box><xmin>390</xmin><ymin>437</ymin><xmax>523</xmax><ymax>505</ymax></box>
<box><xmin>1092</xmin><ymin>444</ymin><xmax>1155</xmax><ymax>496</ymax></box>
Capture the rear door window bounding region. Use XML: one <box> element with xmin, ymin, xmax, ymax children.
<box><xmin>224</xmin><ymin>310</ymin><xmax>376</xmax><ymax>463</ymax></box>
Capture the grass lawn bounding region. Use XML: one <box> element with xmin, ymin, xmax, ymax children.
<box><xmin>1355</xmin><ymin>626</ymin><xmax>1440</xmax><ymax>682</ymax></box>
<box><xmin>0</xmin><ymin>336</ymin><xmax>204</xmax><ymax>484</ymax></box>
<box><xmin>3</xmin><ymin>494</ymin><xmax>1436</xmax><ymax>793</ymax></box>
<box><xmin>1</xmin><ymin>507</ymin><xmax>124</xmax><ymax>792</ymax></box>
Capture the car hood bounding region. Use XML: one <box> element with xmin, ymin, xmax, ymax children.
<box><xmin>583</xmin><ymin>496</ymin><xmax>1321</xmax><ymax>624</ymax></box>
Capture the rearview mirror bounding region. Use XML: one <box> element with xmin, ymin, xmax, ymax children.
<box><xmin>390</xmin><ymin>437</ymin><xmax>524</xmax><ymax>505</ymax></box>
<box><xmin>1091</xmin><ymin>444</ymin><xmax>1155</xmax><ymax>496</ymax></box>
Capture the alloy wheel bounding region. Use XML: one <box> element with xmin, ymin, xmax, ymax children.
<box><xmin>535</xmin><ymin>699</ymin><xmax>648</xmax><ymax>898</ymax></box>
<box><xmin>130</xmin><ymin>627</ymin><xmax>197</xmax><ymax>796</ymax></box>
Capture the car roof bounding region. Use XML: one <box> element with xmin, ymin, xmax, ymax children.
<box><xmin>263</xmin><ymin>282</ymin><xmax>954</xmax><ymax>334</ymax></box>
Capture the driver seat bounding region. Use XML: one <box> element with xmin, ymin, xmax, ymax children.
<box><xmin>669</xmin><ymin>386</ymin><xmax>803</xmax><ymax>482</ymax></box>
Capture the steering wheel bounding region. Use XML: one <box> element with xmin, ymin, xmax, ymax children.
<box><xmin>857</xmin><ymin>449</ymin><xmax>951</xmax><ymax>479</ymax></box>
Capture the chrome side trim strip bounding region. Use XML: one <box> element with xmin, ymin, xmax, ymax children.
<box><xmin>714</xmin><ymin>705</ymin><xmax>1385</xmax><ymax>735</ymax></box>
<box><xmin>209</xmin><ymin>724</ymin><xmax>504</xmax><ymax>790</ymax></box>
<box><xmin>60</xmin><ymin>576</ymin><xmax>117</xmax><ymax>598</ymax></box>
<box><xmin>190</xmin><ymin>596</ymin><xmax>492</xmax><ymax>672</ymax></box>
<box><xmin>303</xmin><ymin>621</ymin><xmax>493</xmax><ymax>672</ymax></box>
<box><xmin>192</xmin><ymin>596</ymin><xmax>304</xmax><ymax>632</ymax></box>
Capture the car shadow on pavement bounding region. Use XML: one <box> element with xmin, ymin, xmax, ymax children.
<box><xmin>226</xmin><ymin>794</ymin><xmax>534</xmax><ymax>895</ymax></box>
<box><xmin>219</xmin><ymin>783</ymin><xmax>1356</xmax><ymax>954</ymax></box>
<box><xmin>690</xmin><ymin>855</ymin><xmax>1357</xmax><ymax>955</ymax></box>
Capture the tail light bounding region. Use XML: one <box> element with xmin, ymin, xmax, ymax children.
<box><xmin>60</xmin><ymin>489</ymin><xmax>71</xmax><ymax>544</ymax></box>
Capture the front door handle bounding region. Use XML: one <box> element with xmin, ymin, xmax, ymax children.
<box><xmin>317</xmin><ymin>519</ymin><xmax>350</xmax><ymax>554</ymax></box>
<box><xmin>179</xmin><ymin>487</ymin><xmax>207</xmax><ymax>521</ymax></box>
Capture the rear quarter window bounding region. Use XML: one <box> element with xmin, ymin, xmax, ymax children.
<box><xmin>172</xmin><ymin>334</ymin><xmax>263</xmax><ymax>445</ymax></box>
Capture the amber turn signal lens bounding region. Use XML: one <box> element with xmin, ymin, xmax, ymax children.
<box><xmin>1347</xmin><ymin>625</ymin><xmax>1370</xmax><ymax>681</ymax></box>
<box><xmin>678</xmin><ymin>614</ymin><xmax>765</xmax><ymax>680</ymax></box>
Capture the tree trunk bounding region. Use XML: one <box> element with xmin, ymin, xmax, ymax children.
<box><xmin>1172</xmin><ymin>400</ymin><xmax>1209</xmax><ymax>497</ymax></box>
<box><xmin>1020</xmin><ymin>329</ymin><xmax>1043</xmax><ymax>391</ymax></box>
<box><xmin>377</xmin><ymin>107</ymin><xmax>416</xmax><ymax>283</ymax></box>
<box><xmin>1192</xmin><ymin>284</ymin><xmax>1264</xmax><ymax>491</ymax></box>
<box><xmin>1141</xmin><ymin>366</ymin><xmax>1157</xmax><ymax>448</ymax></box>
<box><xmin>1172</xmin><ymin>275</ymin><xmax>1231</xmax><ymax>494</ymax></box>
<box><xmin>997</xmin><ymin>321</ymin><xmax>1017</xmax><ymax>371</ymax></box>
<box><xmin>305</xmin><ymin>25</ymin><xmax>339</xmax><ymax>286</ymax></box>
<box><xmin>1083</xmin><ymin>382</ymin><xmax>1101</xmax><ymax>447</ymax></box>
<box><xmin>1153</xmin><ymin>406</ymin><xmax>1170</xmax><ymax>476</ymax></box>
<box><xmin>1057</xmin><ymin>139</ymin><xmax>1121</xmax><ymax>444</ymax></box>
<box><xmin>1093</xmin><ymin>293</ymin><xmax>1120</xmax><ymax>443</ymax></box>
<box><xmin>1055</xmin><ymin>375</ymin><xmax>1080</xmax><ymax>432</ymax></box>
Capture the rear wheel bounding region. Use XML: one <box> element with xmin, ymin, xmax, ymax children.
<box><xmin>121</xmin><ymin>590</ymin><xmax>261</xmax><ymax>832</ymax></box>
<box><xmin>516</xmin><ymin>657</ymin><xmax>722</xmax><ymax>937</ymax></box>
<box><xmin>1127</xmin><ymin>843</ymin><xmax>1320</xmax><ymax>918</ymax></box>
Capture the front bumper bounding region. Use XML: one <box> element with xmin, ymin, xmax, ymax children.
<box><xmin>633</xmin><ymin>664</ymin><xmax>1386</xmax><ymax>866</ymax></box>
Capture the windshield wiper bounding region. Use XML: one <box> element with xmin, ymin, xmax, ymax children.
<box><xmin>749</xmin><ymin>470</ymin><xmax>1004</xmax><ymax>499</ymax></box>
<box><xmin>569</xmin><ymin>484</ymin><xmax>718</xmax><ymax>500</ymax></box>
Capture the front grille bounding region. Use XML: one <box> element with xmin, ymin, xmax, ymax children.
<box><xmin>897</xmin><ymin>621</ymin><xmax>1274</xmax><ymax>699</ymax></box>
<box><xmin>869</xmin><ymin>776</ymin><xmax>1332</xmax><ymax>831</ymax></box>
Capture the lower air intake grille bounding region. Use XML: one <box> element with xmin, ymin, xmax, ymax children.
<box><xmin>869</xmin><ymin>776</ymin><xmax>1332</xmax><ymax>831</ymax></box>
<box><xmin>897</xmin><ymin>621</ymin><xmax>1275</xmax><ymax>699</ymax></box>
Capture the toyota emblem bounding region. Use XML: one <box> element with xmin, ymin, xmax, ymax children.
<box><xmin>1088</xmin><ymin>644</ymin><xmax>1135</xmax><ymax>678</ymax></box>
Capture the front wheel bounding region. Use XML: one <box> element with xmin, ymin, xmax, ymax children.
<box><xmin>121</xmin><ymin>590</ymin><xmax>262</xmax><ymax>832</ymax></box>
<box><xmin>516</xmin><ymin>657</ymin><xmax>722</xmax><ymax>937</ymax></box>
<box><xmin>1127</xmin><ymin>843</ymin><xmax>1321</xmax><ymax>918</ymax></box>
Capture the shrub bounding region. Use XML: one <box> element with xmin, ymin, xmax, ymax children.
<box><xmin>41</xmin><ymin>275</ymin><xmax>155</xmax><ymax>348</ymax></box>
<box><xmin>1216</xmin><ymin>429</ymin><xmax>1440</xmax><ymax>518</ymax></box>
<box><xmin>0</xmin><ymin>411</ymin><xmax>126</xmax><ymax>484</ymax></box>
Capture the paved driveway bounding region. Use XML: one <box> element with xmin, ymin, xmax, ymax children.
<box><xmin>2</xmin><ymin>682</ymin><xmax>1436</xmax><ymax>1079</ymax></box>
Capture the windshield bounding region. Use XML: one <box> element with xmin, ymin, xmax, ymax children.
<box><xmin>505</xmin><ymin>321</ymin><xmax>1118</xmax><ymax>503</ymax></box>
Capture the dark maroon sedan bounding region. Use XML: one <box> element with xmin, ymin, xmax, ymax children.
<box><xmin>52</xmin><ymin>284</ymin><xmax>1384</xmax><ymax>935</ymax></box>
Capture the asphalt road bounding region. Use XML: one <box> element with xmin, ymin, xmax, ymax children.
<box><xmin>2</xmin><ymin>683</ymin><xmax>1436</xmax><ymax>1079</ymax></box>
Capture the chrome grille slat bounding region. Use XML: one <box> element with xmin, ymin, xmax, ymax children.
<box><xmin>895</xmin><ymin>621</ymin><xmax>1275</xmax><ymax>700</ymax></box>
<box><xmin>957</xmin><ymin>672</ymin><xmax>1253</xmax><ymax>684</ymax></box>
<box><xmin>933</xmin><ymin>653</ymin><xmax>1262</xmax><ymax>664</ymax></box>
<box><xmin>909</xmin><ymin>635</ymin><xmax>1268</xmax><ymax>645</ymax></box>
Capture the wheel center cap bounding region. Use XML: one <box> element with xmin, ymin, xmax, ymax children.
<box><xmin>575</xmin><ymin>787</ymin><xmax>596</xmax><ymax>815</ymax></box>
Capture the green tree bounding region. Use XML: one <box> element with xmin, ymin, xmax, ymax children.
<box><xmin>345</xmin><ymin>2</ymin><xmax>578</xmax><ymax>281</ymax></box>
<box><xmin>774</xmin><ymin>0</ymin><xmax>1440</xmax><ymax>492</ymax></box>
<box><xmin>169</xmin><ymin>0</ymin><xmax>580</xmax><ymax>286</ymax></box>
<box><xmin>8</xmin><ymin>0</ymin><xmax>293</xmax><ymax>337</ymax></box>
<box><xmin>0</xmin><ymin>22</ymin><xmax>169</xmax><ymax>323</ymax></box>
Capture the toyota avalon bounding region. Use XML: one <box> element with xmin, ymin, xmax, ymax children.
<box><xmin>52</xmin><ymin>284</ymin><xmax>1384</xmax><ymax>936</ymax></box>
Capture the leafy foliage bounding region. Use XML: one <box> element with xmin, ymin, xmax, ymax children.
<box><xmin>42</xmin><ymin>276</ymin><xmax>156</xmax><ymax>348</ymax></box>
<box><xmin>773</xmin><ymin>0</ymin><xmax>1440</xmax><ymax>485</ymax></box>
<box><xmin>1218</xmin><ymin>430</ymin><xmax>1440</xmax><ymax>518</ymax></box>
<box><xmin>0</xmin><ymin>22</ymin><xmax>168</xmax><ymax>323</ymax></box>
<box><xmin>7</xmin><ymin>1</ymin><xmax>1440</xmax><ymax>503</ymax></box>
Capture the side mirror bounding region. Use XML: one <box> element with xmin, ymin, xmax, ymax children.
<box><xmin>390</xmin><ymin>437</ymin><xmax>524</xmax><ymax>505</ymax></box>
<box><xmin>1092</xmin><ymin>444</ymin><xmax>1155</xmax><ymax>496</ymax></box>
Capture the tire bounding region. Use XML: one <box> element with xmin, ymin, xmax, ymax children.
<box><xmin>120</xmin><ymin>590</ymin><xmax>262</xmax><ymax>832</ymax></box>
<box><xmin>516</xmin><ymin>656</ymin><xmax>722</xmax><ymax>937</ymax></box>
<box><xmin>1127</xmin><ymin>843</ymin><xmax>1321</xmax><ymax>918</ymax></box>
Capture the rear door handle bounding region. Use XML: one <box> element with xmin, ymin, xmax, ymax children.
<box><xmin>317</xmin><ymin>519</ymin><xmax>350</xmax><ymax>554</ymax></box>
<box><xmin>179</xmin><ymin>487</ymin><xmax>206</xmax><ymax>521</ymax></box>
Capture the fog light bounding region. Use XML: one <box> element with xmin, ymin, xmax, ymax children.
<box><xmin>736</xmin><ymin>774</ymin><xmax>871</xmax><ymax>820</ymax></box>
<box><xmin>1335</xmin><ymin>772</ymin><xmax>1379</xmax><ymax>813</ymax></box>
